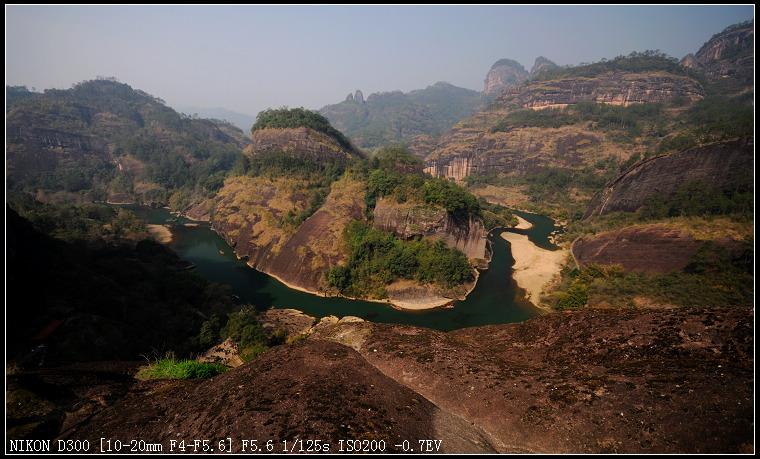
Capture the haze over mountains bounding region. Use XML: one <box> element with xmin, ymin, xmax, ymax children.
<box><xmin>5</xmin><ymin>18</ymin><xmax>754</xmax><ymax>454</ymax></box>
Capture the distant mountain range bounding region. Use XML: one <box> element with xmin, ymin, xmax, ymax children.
<box><xmin>174</xmin><ymin>105</ymin><xmax>258</xmax><ymax>132</ymax></box>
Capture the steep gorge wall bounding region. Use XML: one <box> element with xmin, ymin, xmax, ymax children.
<box><xmin>6</xmin><ymin>125</ymin><xmax>113</xmax><ymax>180</ymax></box>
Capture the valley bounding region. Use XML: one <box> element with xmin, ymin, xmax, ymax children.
<box><xmin>5</xmin><ymin>18</ymin><xmax>754</xmax><ymax>454</ymax></box>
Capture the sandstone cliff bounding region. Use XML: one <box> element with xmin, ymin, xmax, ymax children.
<box><xmin>246</xmin><ymin>126</ymin><xmax>362</xmax><ymax>165</ymax></box>
<box><xmin>572</xmin><ymin>225</ymin><xmax>742</xmax><ymax>274</ymax></box>
<box><xmin>372</xmin><ymin>197</ymin><xmax>491</xmax><ymax>264</ymax></box>
<box><xmin>483</xmin><ymin>58</ymin><xmax>530</xmax><ymax>94</ymax></box>
<box><xmin>582</xmin><ymin>138</ymin><xmax>753</xmax><ymax>219</ymax></box>
<box><xmin>530</xmin><ymin>56</ymin><xmax>559</xmax><ymax>76</ymax></box>
<box><xmin>212</xmin><ymin>175</ymin><xmax>366</xmax><ymax>293</ymax></box>
<box><xmin>416</xmin><ymin>67</ymin><xmax>704</xmax><ymax>182</ymax></box>
<box><xmin>680</xmin><ymin>21</ymin><xmax>754</xmax><ymax>84</ymax></box>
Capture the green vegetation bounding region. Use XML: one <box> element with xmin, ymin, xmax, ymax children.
<box><xmin>549</xmin><ymin>235</ymin><xmax>753</xmax><ymax>310</ymax></box>
<box><xmin>354</xmin><ymin>146</ymin><xmax>484</xmax><ymax>217</ymax></box>
<box><xmin>6</xmin><ymin>197</ymin><xmax>240</xmax><ymax>365</ymax></box>
<box><xmin>656</xmin><ymin>97</ymin><xmax>754</xmax><ymax>153</ymax></box>
<box><xmin>219</xmin><ymin>308</ymin><xmax>270</xmax><ymax>362</ymax></box>
<box><xmin>6</xmin><ymin>79</ymin><xmax>245</xmax><ymax>210</ymax></box>
<box><xmin>7</xmin><ymin>192</ymin><xmax>148</xmax><ymax>243</ymax></box>
<box><xmin>560</xmin><ymin>177</ymin><xmax>754</xmax><ymax>244</ymax></box>
<box><xmin>491</xmin><ymin>102</ymin><xmax>666</xmax><ymax>141</ymax></box>
<box><xmin>252</xmin><ymin>107</ymin><xmax>354</xmax><ymax>151</ymax></box>
<box><xmin>320</xmin><ymin>83</ymin><xmax>488</xmax><ymax>151</ymax></box>
<box><xmin>325</xmin><ymin>220</ymin><xmax>473</xmax><ymax>299</ymax></box>
<box><xmin>137</xmin><ymin>357</ymin><xmax>227</xmax><ymax>380</ymax></box>
<box><xmin>478</xmin><ymin>198</ymin><xmax>519</xmax><ymax>230</ymax></box>
<box><xmin>465</xmin><ymin>164</ymin><xmax>618</xmax><ymax>222</ymax></box>
<box><xmin>529</xmin><ymin>51</ymin><xmax>703</xmax><ymax>83</ymax></box>
<box><xmin>233</xmin><ymin>148</ymin><xmax>345</xmax><ymax>230</ymax></box>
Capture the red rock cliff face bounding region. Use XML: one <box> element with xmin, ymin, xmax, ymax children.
<box><xmin>246</xmin><ymin>126</ymin><xmax>360</xmax><ymax>164</ymax></box>
<box><xmin>416</xmin><ymin>70</ymin><xmax>703</xmax><ymax>181</ymax></box>
<box><xmin>583</xmin><ymin>138</ymin><xmax>754</xmax><ymax>219</ymax></box>
<box><xmin>681</xmin><ymin>23</ymin><xmax>754</xmax><ymax>83</ymax></box>
<box><xmin>211</xmin><ymin>176</ymin><xmax>366</xmax><ymax>293</ymax></box>
<box><xmin>372</xmin><ymin>197</ymin><xmax>491</xmax><ymax>264</ymax></box>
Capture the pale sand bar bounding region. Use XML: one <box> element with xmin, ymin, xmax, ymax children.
<box><xmin>147</xmin><ymin>224</ymin><xmax>172</xmax><ymax>243</ymax></box>
<box><xmin>501</xmin><ymin>231</ymin><xmax>567</xmax><ymax>308</ymax></box>
<box><xmin>513</xmin><ymin>214</ymin><xmax>533</xmax><ymax>230</ymax></box>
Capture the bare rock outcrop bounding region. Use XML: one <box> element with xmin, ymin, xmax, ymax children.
<box><xmin>571</xmin><ymin>225</ymin><xmax>741</xmax><ymax>274</ymax></box>
<box><xmin>314</xmin><ymin>305</ymin><xmax>754</xmax><ymax>453</ymax></box>
<box><xmin>246</xmin><ymin>126</ymin><xmax>360</xmax><ymax>165</ymax></box>
<box><xmin>372</xmin><ymin>197</ymin><xmax>491</xmax><ymax>263</ymax></box>
<box><xmin>418</xmin><ymin>69</ymin><xmax>703</xmax><ymax>181</ymax></box>
<box><xmin>499</xmin><ymin>71</ymin><xmax>704</xmax><ymax>110</ymax></box>
<box><xmin>11</xmin><ymin>304</ymin><xmax>753</xmax><ymax>454</ymax></box>
<box><xmin>583</xmin><ymin>138</ymin><xmax>753</xmax><ymax>219</ymax></box>
<box><xmin>529</xmin><ymin>56</ymin><xmax>558</xmax><ymax>76</ymax></box>
<box><xmin>483</xmin><ymin>58</ymin><xmax>530</xmax><ymax>94</ymax></box>
<box><xmin>211</xmin><ymin>175</ymin><xmax>366</xmax><ymax>293</ymax></box>
<box><xmin>51</xmin><ymin>340</ymin><xmax>500</xmax><ymax>453</ymax></box>
<box><xmin>680</xmin><ymin>21</ymin><xmax>754</xmax><ymax>83</ymax></box>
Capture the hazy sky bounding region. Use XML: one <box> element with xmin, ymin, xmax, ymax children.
<box><xmin>5</xmin><ymin>5</ymin><xmax>755</xmax><ymax>118</ymax></box>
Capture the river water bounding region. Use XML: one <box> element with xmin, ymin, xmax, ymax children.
<box><xmin>126</xmin><ymin>206</ymin><xmax>562</xmax><ymax>332</ymax></box>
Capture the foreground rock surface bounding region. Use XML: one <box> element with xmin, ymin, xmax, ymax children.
<box><xmin>9</xmin><ymin>306</ymin><xmax>753</xmax><ymax>454</ymax></box>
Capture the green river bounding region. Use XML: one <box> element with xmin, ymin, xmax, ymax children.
<box><xmin>127</xmin><ymin>206</ymin><xmax>562</xmax><ymax>331</ymax></box>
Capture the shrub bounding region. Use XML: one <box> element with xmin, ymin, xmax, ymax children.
<box><xmin>137</xmin><ymin>358</ymin><xmax>227</xmax><ymax>379</ymax></box>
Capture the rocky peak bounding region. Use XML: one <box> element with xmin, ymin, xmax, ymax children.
<box><xmin>530</xmin><ymin>56</ymin><xmax>558</xmax><ymax>76</ymax></box>
<box><xmin>483</xmin><ymin>58</ymin><xmax>530</xmax><ymax>94</ymax></box>
<box><xmin>354</xmin><ymin>89</ymin><xmax>365</xmax><ymax>104</ymax></box>
<box><xmin>680</xmin><ymin>20</ymin><xmax>754</xmax><ymax>83</ymax></box>
<box><xmin>345</xmin><ymin>92</ymin><xmax>354</xmax><ymax>101</ymax></box>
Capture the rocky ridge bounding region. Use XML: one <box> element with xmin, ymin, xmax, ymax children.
<box><xmin>572</xmin><ymin>225</ymin><xmax>740</xmax><ymax>274</ymax></box>
<box><xmin>209</xmin><ymin>127</ymin><xmax>489</xmax><ymax>305</ymax></box>
<box><xmin>417</xmin><ymin>69</ymin><xmax>704</xmax><ymax>181</ymax></box>
<box><xmin>680</xmin><ymin>21</ymin><xmax>754</xmax><ymax>83</ymax></box>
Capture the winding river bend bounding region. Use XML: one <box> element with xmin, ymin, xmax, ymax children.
<box><xmin>127</xmin><ymin>206</ymin><xmax>562</xmax><ymax>332</ymax></box>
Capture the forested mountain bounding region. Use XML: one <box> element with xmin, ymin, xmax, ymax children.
<box><xmin>416</xmin><ymin>46</ymin><xmax>753</xmax><ymax>221</ymax></box>
<box><xmin>319</xmin><ymin>81</ymin><xmax>489</xmax><ymax>152</ymax></box>
<box><xmin>6</xmin><ymin>78</ymin><xmax>250</xmax><ymax>210</ymax></box>
<box><xmin>206</xmin><ymin>108</ymin><xmax>501</xmax><ymax>306</ymax></box>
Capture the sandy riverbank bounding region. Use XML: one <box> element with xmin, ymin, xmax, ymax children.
<box><xmin>513</xmin><ymin>214</ymin><xmax>533</xmax><ymax>230</ymax></box>
<box><xmin>147</xmin><ymin>224</ymin><xmax>172</xmax><ymax>243</ymax></box>
<box><xmin>257</xmin><ymin>261</ymin><xmax>462</xmax><ymax>311</ymax></box>
<box><xmin>501</xmin><ymin>231</ymin><xmax>567</xmax><ymax>308</ymax></box>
